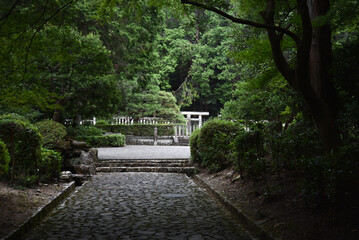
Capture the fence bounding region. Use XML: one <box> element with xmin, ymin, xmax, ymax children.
<box><xmin>112</xmin><ymin>112</ymin><xmax>209</xmax><ymax>137</ymax></box>
<box><xmin>79</xmin><ymin>111</ymin><xmax>209</xmax><ymax>137</ymax></box>
<box><xmin>112</xmin><ymin>117</ymin><xmax>172</xmax><ymax>125</ymax></box>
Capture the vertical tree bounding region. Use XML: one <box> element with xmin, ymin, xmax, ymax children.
<box><xmin>180</xmin><ymin>0</ymin><xmax>340</xmax><ymax>152</ymax></box>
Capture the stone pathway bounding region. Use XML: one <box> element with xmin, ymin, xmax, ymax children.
<box><xmin>24</xmin><ymin>173</ymin><xmax>253</xmax><ymax>240</ymax></box>
<box><xmin>97</xmin><ymin>145</ymin><xmax>190</xmax><ymax>160</ymax></box>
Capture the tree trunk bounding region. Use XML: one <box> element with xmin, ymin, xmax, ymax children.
<box><xmin>264</xmin><ymin>0</ymin><xmax>341</xmax><ymax>152</ymax></box>
<box><xmin>9</xmin><ymin>137</ymin><xmax>15</xmax><ymax>183</ymax></box>
<box><xmin>52</xmin><ymin>109</ymin><xmax>61</xmax><ymax>122</ymax></box>
<box><xmin>306</xmin><ymin>0</ymin><xmax>341</xmax><ymax>152</ymax></box>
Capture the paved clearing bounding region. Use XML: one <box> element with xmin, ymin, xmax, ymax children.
<box><xmin>24</xmin><ymin>173</ymin><xmax>252</xmax><ymax>240</ymax></box>
<box><xmin>97</xmin><ymin>145</ymin><xmax>191</xmax><ymax>160</ymax></box>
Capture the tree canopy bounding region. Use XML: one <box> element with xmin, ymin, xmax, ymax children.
<box><xmin>1</xmin><ymin>0</ymin><xmax>359</xmax><ymax>150</ymax></box>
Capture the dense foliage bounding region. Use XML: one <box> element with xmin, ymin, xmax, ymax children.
<box><xmin>0</xmin><ymin>140</ymin><xmax>10</xmax><ymax>177</ymax></box>
<box><xmin>194</xmin><ymin>119</ymin><xmax>239</xmax><ymax>171</ymax></box>
<box><xmin>67</xmin><ymin>126</ymin><xmax>105</xmax><ymax>140</ymax></box>
<box><xmin>39</xmin><ymin>148</ymin><xmax>62</xmax><ymax>182</ymax></box>
<box><xmin>84</xmin><ymin>134</ymin><xmax>125</xmax><ymax>147</ymax></box>
<box><xmin>0</xmin><ymin>115</ymin><xmax>42</xmax><ymax>183</ymax></box>
<box><xmin>34</xmin><ymin>120</ymin><xmax>67</xmax><ymax>149</ymax></box>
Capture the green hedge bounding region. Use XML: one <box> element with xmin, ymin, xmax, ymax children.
<box><xmin>189</xmin><ymin>129</ymin><xmax>201</xmax><ymax>163</ymax></box>
<box><xmin>39</xmin><ymin>148</ymin><xmax>62</xmax><ymax>182</ymax></box>
<box><xmin>0</xmin><ymin>139</ymin><xmax>10</xmax><ymax>177</ymax></box>
<box><xmin>34</xmin><ymin>120</ymin><xmax>67</xmax><ymax>149</ymax></box>
<box><xmin>195</xmin><ymin>119</ymin><xmax>240</xmax><ymax>172</ymax></box>
<box><xmin>67</xmin><ymin>126</ymin><xmax>105</xmax><ymax>139</ymax></box>
<box><xmin>231</xmin><ymin>123</ymin><xmax>266</xmax><ymax>181</ymax></box>
<box><xmin>0</xmin><ymin>116</ymin><xmax>42</xmax><ymax>182</ymax></box>
<box><xmin>98</xmin><ymin>124</ymin><xmax>175</xmax><ymax>136</ymax></box>
<box><xmin>84</xmin><ymin>134</ymin><xmax>125</xmax><ymax>147</ymax></box>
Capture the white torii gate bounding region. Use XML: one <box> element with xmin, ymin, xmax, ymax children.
<box><xmin>175</xmin><ymin>111</ymin><xmax>209</xmax><ymax>137</ymax></box>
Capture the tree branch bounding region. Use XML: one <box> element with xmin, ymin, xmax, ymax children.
<box><xmin>0</xmin><ymin>0</ymin><xmax>22</xmax><ymax>32</ymax></box>
<box><xmin>23</xmin><ymin>0</ymin><xmax>75</xmax><ymax>79</ymax></box>
<box><xmin>295</xmin><ymin>0</ymin><xmax>313</xmax><ymax>90</ymax></box>
<box><xmin>180</xmin><ymin>0</ymin><xmax>300</xmax><ymax>46</ymax></box>
<box><xmin>261</xmin><ymin>0</ymin><xmax>296</xmax><ymax>86</ymax></box>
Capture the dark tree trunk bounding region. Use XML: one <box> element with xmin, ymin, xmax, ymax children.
<box><xmin>52</xmin><ymin>109</ymin><xmax>61</xmax><ymax>123</ymax></box>
<box><xmin>263</xmin><ymin>0</ymin><xmax>341</xmax><ymax>152</ymax></box>
<box><xmin>306</xmin><ymin>0</ymin><xmax>341</xmax><ymax>152</ymax></box>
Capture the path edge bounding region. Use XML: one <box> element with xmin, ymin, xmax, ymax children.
<box><xmin>3</xmin><ymin>181</ymin><xmax>76</xmax><ymax>240</ymax></box>
<box><xmin>192</xmin><ymin>175</ymin><xmax>281</xmax><ymax>240</ymax></box>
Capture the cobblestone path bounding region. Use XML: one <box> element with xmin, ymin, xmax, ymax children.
<box><xmin>24</xmin><ymin>173</ymin><xmax>253</xmax><ymax>240</ymax></box>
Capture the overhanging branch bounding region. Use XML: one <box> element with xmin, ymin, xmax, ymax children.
<box><xmin>0</xmin><ymin>0</ymin><xmax>22</xmax><ymax>32</ymax></box>
<box><xmin>181</xmin><ymin>0</ymin><xmax>300</xmax><ymax>45</ymax></box>
<box><xmin>23</xmin><ymin>0</ymin><xmax>75</xmax><ymax>79</ymax></box>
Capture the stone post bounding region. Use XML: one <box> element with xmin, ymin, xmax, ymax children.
<box><xmin>186</xmin><ymin>114</ymin><xmax>191</xmax><ymax>136</ymax></box>
<box><xmin>154</xmin><ymin>127</ymin><xmax>158</xmax><ymax>146</ymax></box>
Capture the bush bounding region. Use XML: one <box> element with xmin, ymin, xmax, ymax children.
<box><xmin>99</xmin><ymin>124</ymin><xmax>175</xmax><ymax>136</ymax></box>
<box><xmin>189</xmin><ymin>129</ymin><xmax>201</xmax><ymax>163</ymax></box>
<box><xmin>34</xmin><ymin>120</ymin><xmax>67</xmax><ymax>149</ymax></box>
<box><xmin>264</xmin><ymin>120</ymin><xmax>322</xmax><ymax>175</ymax></box>
<box><xmin>300</xmin><ymin>143</ymin><xmax>359</xmax><ymax>208</ymax></box>
<box><xmin>95</xmin><ymin>120</ymin><xmax>110</xmax><ymax>126</ymax></box>
<box><xmin>16</xmin><ymin>175</ymin><xmax>39</xmax><ymax>187</ymax></box>
<box><xmin>0</xmin><ymin>116</ymin><xmax>42</xmax><ymax>182</ymax></box>
<box><xmin>231</xmin><ymin>123</ymin><xmax>266</xmax><ymax>180</ymax></box>
<box><xmin>0</xmin><ymin>140</ymin><xmax>10</xmax><ymax>177</ymax></box>
<box><xmin>196</xmin><ymin>119</ymin><xmax>240</xmax><ymax>172</ymax></box>
<box><xmin>0</xmin><ymin>113</ymin><xmax>28</xmax><ymax>122</ymax></box>
<box><xmin>84</xmin><ymin>134</ymin><xmax>125</xmax><ymax>147</ymax></box>
<box><xmin>67</xmin><ymin>126</ymin><xmax>105</xmax><ymax>139</ymax></box>
<box><xmin>39</xmin><ymin>148</ymin><xmax>62</xmax><ymax>182</ymax></box>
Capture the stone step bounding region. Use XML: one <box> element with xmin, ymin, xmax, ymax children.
<box><xmin>96</xmin><ymin>162</ymin><xmax>188</xmax><ymax>167</ymax></box>
<box><xmin>96</xmin><ymin>166</ymin><xmax>197</xmax><ymax>175</ymax></box>
<box><xmin>97</xmin><ymin>159</ymin><xmax>189</xmax><ymax>164</ymax></box>
<box><xmin>96</xmin><ymin>159</ymin><xmax>190</xmax><ymax>168</ymax></box>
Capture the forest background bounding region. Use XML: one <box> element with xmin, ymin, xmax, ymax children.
<box><xmin>1</xmin><ymin>1</ymin><xmax>359</xmax><ymax>237</ymax></box>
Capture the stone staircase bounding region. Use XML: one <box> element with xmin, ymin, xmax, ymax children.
<box><xmin>95</xmin><ymin>159</ymin><xmax>196</xmax><ymax>176</ymax></box>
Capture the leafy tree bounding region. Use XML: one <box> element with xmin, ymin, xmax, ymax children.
<box><xmin>157</xmin><ymin>10</ymin><xmax>241</xmax><ymax>115</ymax></box>
<box><xmin>0</xmin><ymin>1</ymin><xmax>122</xmax><ymax>123</ymax></box>
<box><xmin>177</xmin><ymin>0</ymin><xmax>359</xmax><ymax>152</ymax></box>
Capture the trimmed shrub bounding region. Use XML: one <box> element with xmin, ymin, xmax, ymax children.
<box><xmin>0</xmin><ymin>116</ymin><xmax>42</xmax><ymax>182</ymax></box>
<box><xmin>39</xmin><ymin>148</ymin><xmax>62</xmax><ymax>182</ymax></box>
<box><xmin>0</xmin><ymin>140</ymin><xmax>10</xmax><ymax>177</ymax></box>
<box><xmin>67</xmin><ymin>126</ymin><xmax>105</xmax><ymax>139</ymax></box>
<box><xmin>99</xmin><ymin>124</ymin><xmax>175</xmax><ymax>136</ymax></box>
<box><xmin>84</xmin><ymin>134</ymin><xmax>125</xmax><ymax>147</ymax></box>
<box><xmin>34</xmin><ymin>120</ymin><xmax>67</xmax><ymax>149</ymax></box>
<box><xmin>196</xmin><ymin>119</ymin><xmax>240</xmax><ymax>172</ymax></box>
<box><xmin>189</xmin><ymin>129</ymin><xmax>201</xmax><ymax>163</ymax></box>
<box><xmin>95</xmin><ymin>120</ymin><xmax>110</xmax><ymax>126</ymax></box>
<box><xmin>231</xmin><ymin>124</ymin><xmax>266</xmax><ymax>181</ymax></box>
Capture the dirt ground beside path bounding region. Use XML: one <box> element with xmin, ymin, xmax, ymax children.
<box><xmin>197</xmin><ymin>168</ymin><xmax>359</xmax><ymax>240</ymax></box>
<box><xmin>0</xmin><ymin>169</ymin><xmax>358</xmax><ymax>240</ymax></box>
<box><xmin>0</xmin><ymin>181</ymin><xmax>66</xmax><ymax>239</ymax></box>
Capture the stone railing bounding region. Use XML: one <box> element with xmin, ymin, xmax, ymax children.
<box><xmin>79</xmin><ymin>111</ymin><xmax>210</xmax><ymax>137</ymax></box>
<box><xmin>112</xmin><ymin>117</ymin><xmax>172</xmax><ymax>125</ymax></box>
